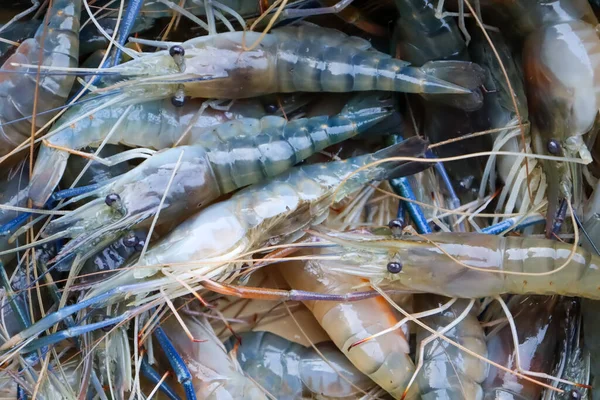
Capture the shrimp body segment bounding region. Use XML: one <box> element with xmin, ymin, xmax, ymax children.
<box><xmin>112</xmin><ymin>26</ymin><xmax>475</xmax><ymax>100</ymax></box>
<box><xmin>326</xmin><ymin>231</ymin><xmax>600</xmax><ymax>299</ymax></box>
<box><xmin>279</xmin><ymin>257</ymin><xmax>419</xmax><ymax>400</ymax></box>
<box><xmin>226</xmin><ymin>331</ymin><xmax>375</xmax><ymax>399</ymax></box>
<box><xmin>414</xmin><ymin>295</ymin><xmax>488</xmax><ymax>400</ymax></box>
<box><xmin>0</xmin><ymin>0</ymin><xmax>80</xmax><ymax>157</ymax></box>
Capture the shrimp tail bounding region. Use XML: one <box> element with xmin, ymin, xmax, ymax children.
<box><xmin>420</xmin><ymin>60</ymin><xmax>486</xmax><ymax>111</ymax></box>
<box><xmin>370</xmin><ymin>136</ymin><xmax>430</xmax><ymax>180</ymax></box>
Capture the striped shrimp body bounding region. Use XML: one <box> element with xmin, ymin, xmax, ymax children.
<box><xmin>321</xmin><ymin>230</ymin><xmax>600</xmax><ymax>300</ymax></box>
<box><xmin>225</xmin><ymin>331</ymin><xmax>375</xmax><ymax>399</ymax></box>
<box><xmin>29</xmin><ymin>96</ymin><xmax>266</xmax><ymax>206</ymax></box>
<box><xmin>79</xmin><ymin>138</ymin><xmax>428</xmax><ymax>306</ymax></box>
<box><xmin>0</xmin><ymin>0</ymin><xmax>80</xmax><ymax>158</ymax></box>
<box><xmin>40</xmin><ymin>106</ymin><xmax>393</xmax><ymax>259</ymax></box>
<box><xmin>414</xmin><ymin>294</ymin><xmax>488</xmax><ymax>400</ymax></box>
<box><xmin>107</xmin><ymin>25</ymin><xmax>479</xmax><ymax>100</ymax></box>
<box><xmin>161</xmin><ymin>315</ymin><xmax>267</xmax><ymax>400</ymax></box>
<box><xmin>278</xmin><ymin>257</ymin><xmax>419</xmax><ymax>400</ymax></box>
<box><xmin>483</xmin><ymin>296</ymin><xmax>564</xmax><ymax>400</ymax></box>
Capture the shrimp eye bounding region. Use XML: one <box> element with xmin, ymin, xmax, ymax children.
<box><xmin>388</xmin><ymin>218</ymin><xmax>404</xmax><ymax>231</ymax></box>
<box><xmin>547</xmin><ymin>139</ymin><xmax>561</xmax><ymax>155</ymax></box>
<box><xmin>134</xmin><ymin>239</ymin><xmax>146</xmax><ymax>252</ymax></box>
<box><xmin>105</xmin><ymin>193</ymin><xmax>121</xmax><ymax>207</ymax></box>
<box><xmin>387</xmin><ymin>261</ymin><xmax>402</xmax><ymax>274</ymax></box>
<box><xmin>169</xmin><ymin>45</ymin><xmax>185</xmax><ymax>58</ymax></box>
<box><xmin>171</xmin><ymin>95</ymin><xmax>185</xmax><ymax>108</ymax></box>
<box><xmin>569</xmin><ymin>389</ymin><xmax>581</xmax><ymax>399</ymax></box>
<box><xmin>264</xmin><ymin>103</ymin><xmax>278</xmax><ymax>114</ymax></box>
<box><xmin>123</xmin><ymin>234</ymin><xmax>138</xmax><ymax>248</ymax></box>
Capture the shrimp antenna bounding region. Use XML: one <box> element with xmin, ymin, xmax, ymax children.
<box><xmin>0</xmin><ymin>68</ymin><xmax>123</xmax><ymax>77</ymax></box>
<box><xmin>573</xmin><ymin>212</ymin><xmax>600</xmax><ymax>256</ymax></box>
<box><xmin>0</xmin><ymin>92</ymin><xmax>118</xmax><ymax>128</ymax></box>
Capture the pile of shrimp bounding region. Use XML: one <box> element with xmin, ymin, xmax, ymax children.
<box><xmin>0</xmin><ymin>0</ymin><xmax>599</xmax><ymax>398</ymax></box>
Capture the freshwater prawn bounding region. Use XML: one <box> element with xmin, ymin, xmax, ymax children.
<box><xmin>475</xmin><ymin>0</ymin><xmax>599</xmax><ymax>232</ymax></box>
<box><xmin>0</xmin><ymin>0</ymin><xmax>80</xmax><ymax>159</ymax></box>
<box><xmin>0</xmin><ymin>138</ymin><xmax>431</xmax><ymax>355</ymax></box>
<box><xmin>315</xmin><ymin>228</ymin><xmax>600</xmax><ymax>300</ymax></box>
<box><xmin>31</xmin><ymin>100</ymin><xmax>392</xmax><ymax>261</ymax></box>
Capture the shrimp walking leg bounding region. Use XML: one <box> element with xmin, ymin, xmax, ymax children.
<box><xmin>153</xmin><ymin>326</ymin><xmax>197</xmax><ymax>400</ymax></box>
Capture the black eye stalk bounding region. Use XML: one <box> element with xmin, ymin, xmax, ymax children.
<box><xmin>169</xmin><ymin>45</ymin><xmax>186</xmax><ymax>107</ymax></box>
<box><xmin>547</xmin><ymin>139</ymin><xmax>562</xmax><ymax>156</ymax></box>
<box><xmin>123</xmin><ymin>232</ymin><xmax>138</xmax><ymax>248</ymax></box>
<box><xmin>105</xmin><ymin>193</ymin><xmax>126</xmax><ymax>215</ymax></box>
<box><xmin>387</xmin><ymin>262</ymin><xmax>403</xmax><ymax>274</ymax></box>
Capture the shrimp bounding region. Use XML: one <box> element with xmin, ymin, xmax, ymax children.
<box><xmin>0</xmin><ymin>0</ymin><xmax>80</xmax><ymax>158</ymax></box>
<box><xmin>37</xmin><ymin>105</ymin><xmax>392</xmax><ymax>260</ymax></box>
<box><xmin>225</xmin><ymin>331</ymin><xmax>376</xmax><ymax>399</ymax></box>
<box><xmin>278</xmin><ymin>256</ymin><xmax>419</xmax><ymax>399</ymax></box>
<box><xmin>161</xmin><ymin>314</ymin><xmax>268</xmax><ymax>399</ymax></box>
<box><xmin>478</xmin><ymin>0</ymin><xmax>599</xmax><ymax>231</ymax></box>
<box><xmin>318</xmin><ymin>229</ymin><xmax>600</xmax><ymax>299</ymax></box>
<box><xmin>544</xmin><ymin>298</ymin><xmax>590</xmax><ymax>400</ymax></box>
<box><xmin>0</xmin><ymin>139</ymin><xmax>430</xmax><ymax>354</ymax></box>
<box><xmin>413</xmin><ymin>294</ymin><xmax>488</xmax><ymax>400</ymax></box>
<box><xmin>95</xmin><ymin>25</ymin><xmax>478</xmax><ymax>101</ymax></box>
<box><xmin>28</xmin><ymin>96</ymin><xmax>266</xmax><ymax>206</ymax></box>
<box><xmin>483</xmin><ymin>296</ymin><xmax>564</xmax><ymax>399</ymax></box>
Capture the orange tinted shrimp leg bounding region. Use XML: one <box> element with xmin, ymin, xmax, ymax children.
<box><xmin>200</xmin><ymin>279</ymin><xmax>397</xmax><ymax>302</ymax></box>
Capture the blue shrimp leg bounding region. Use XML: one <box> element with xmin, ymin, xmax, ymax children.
<box><xmin>111</xmin><ymin>0</ymin><xmax>146</xmax><ymax>66</ymax></box>
<box><xmin>21</xmin><ymin>312</ymin><xmax>132</xmax><ymax>353</ymax></box>
<box><xmin>388</xmin><ymin>135</ymin><xmax>431</xmax><ymax>234</ymax></box>
<box><xmin>425</xmin><ymin>150</ymin><xmax>465</xmax><ymax>232</ymax></box>
<box><xmin>154</xmin><ymin>326</ymin><xmax>197</xmax><ymax>400</ymax></box>
<box><xmin>481</xmin><ymin>214</ymin><xmax>545</xmax><ymax>235</ymax></box>
<box><xmin>141</xmin><ymin>354</ymin><xmax>182</xmax><ymax>400</ymax></box>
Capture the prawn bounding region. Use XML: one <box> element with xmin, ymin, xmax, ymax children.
<box><xmin>278</xmin><ymin>254</ymin><xmax>419</xmax><ymax>399</ymax></box>
<box><xmin>483</xmin><ymin>295</ymin><xmax>565</xmax><ymax>399</ymax></box>
<box><xmin>34</xmin><ymin>104</ymin><xmax>392</xmax><ymax>260</ymax></box>
<box><xmin>160</xmin><ymin>314</ymin><xmax>268</xmax><ymax>399</ymax></box>
<box><xmin>90</xmin><ymin>24</ymin><xmax>478</xmax><ymax>102</ymax></box>
<box><xmin>0</xmin><ymin>0</ymin><xmax>80</xmax><ymax>158</ymax></box>
<box><xmin>28</xmin><ymin>96</ymin><xmax>266</xmax><ymax>206</ymax></box>
<box><xmin>317</xmin><ymin>229</ymin><xmax>600</xmax><ymax>299</ymax></box>
<box><xmin>413</xmin><ymin>294</ymin><xmax>488</xmax><ymax>400</ymax></box>
<box><xmin>225</xmin><ymin>331</ymin><xmax>376</xmax><ymax>399</ymax></box>
<box><xmin>477</xmin><ymin>0</ymin><xmax>599</xmax><ymax>232</ymax></box>
<box><xmin>0</xmin><ymin>138</ymin><xmax>430</xmax><ymax>353</ymax></box>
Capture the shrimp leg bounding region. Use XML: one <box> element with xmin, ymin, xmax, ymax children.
<box><xmin>141</xmin><ymin>355</ymin><xmax>181</xmax><ymax>400</ymax></box>
<box><xmin>112</xmin><ymin>0</ymin><xmax>146</xmax><ymax>66</ymax></box>
<box><xmin>154</xmin><ymin>326</ymin><xmax>197</xmax><ymax>400</ymax></box>
<box><xmin>279</xmin><ymin>0</ymin><xmax>354</xmax><ymax>18</ymax></box>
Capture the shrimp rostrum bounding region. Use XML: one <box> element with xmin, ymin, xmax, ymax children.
<box><xmin>97</xmin><ymin>25</ymin><xmax>482</xmax><ymax>101</ymax></box>
<box><xmin>318</xmin><ymin>230</ymin><xmax>600</xmax><ymax>300</ymax></box>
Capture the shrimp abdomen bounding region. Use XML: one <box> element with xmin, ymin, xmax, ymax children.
<box><xmin>206</xmin><ymin>110</ymin><xmax>391</xmax><ymax>193</ymax></box>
